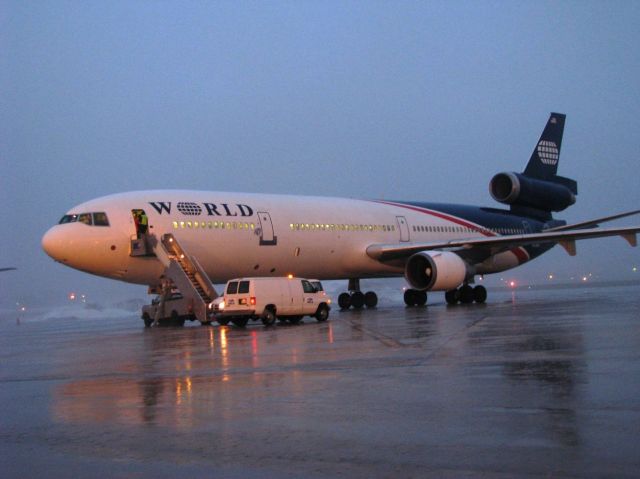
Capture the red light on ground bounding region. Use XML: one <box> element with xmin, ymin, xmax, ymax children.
<box><xmin>509</xmin><ymin>281</ymin><xmax>516</xmax><ymax>288</ymax></box>
<box><xmin>68</xmin><ymin>292</ymin><xmax>76</xmax><ymax>301</ymax></box>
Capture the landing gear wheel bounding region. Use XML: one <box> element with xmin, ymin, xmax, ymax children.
<box><xmin>231</xmin><ymin>317</ymin><xmax>249</xmax><ymax>328</ymax></box>
<box><xmin>142</xmin><ymin>313</ymin><xmax>153</xmax><ymax>327</ymax></box>
<box><xmin>445</xmin><ymin>289</ymin><xmax>459</xmax><ymax>305</ymax></box>
<box><xmin>261</xmin><ymin>308</ymin><xmax>276</xmax><ymax>326</ymax></box>
<box><xmin>404</xmin><ymin>289</ymin><xmax>416</xmax><ymax>306</ymax></box>
<box><xmin>351</xmin><ymin>291</ymin><xmax>365</xmax><ymax>309</ymax></box>
<box><xmin>217</xmin><ymin>317</ymin><xmax>230</xmax><ymax>326</ymax></box>
<box><xmin>338</xmin><ymin>292</ymin><xmax>352</xmax><ymax>310</ymax></box>
<box><xmin>415</xmin><ymin>290</ymin><xmax>427</xmax><ymax>306</ymax></box>
<box><xmin>459</xmin><ymin>285</ymin><xmax>474</xmax><ymax>304</ymax></box>
<box><xmin>404</xmin><ymin>289</ymin><xmax>426</xmax><ymax>306</ymax></box>
<box><xmin>315</xmin><ymin>304</ymin><xmax>329</xmax><ymax>322</ymax></box>
<box><xmin>364</xmin><ymin>291</ymin><xmax>378</xmax><ymax>308</ymax></box>
<box><xmin>473</xmin><ymin>285</ymin><xmax>487</xmax><ymax>303</ymax></box>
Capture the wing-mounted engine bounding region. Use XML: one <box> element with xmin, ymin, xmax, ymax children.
<box><xmin>489</xmin><ymin>172</ymin><xmax>576</xmax><ymax>213</ymax></box>
<box><xmin>404</xmin><ymin>251</ymin><xmax>469</xmax><ymax>291</ymax></box>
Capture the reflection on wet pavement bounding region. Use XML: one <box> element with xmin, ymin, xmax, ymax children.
<box><xmin>1</xmin><ymin>284</ymin><xmax>640</xmax><ymax>477</ymax></box>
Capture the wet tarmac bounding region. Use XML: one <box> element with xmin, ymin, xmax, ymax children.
<box><xmin>1</xmin><ymin>282</ymin><xmax>640</xmax><ymax>478</ymax></box>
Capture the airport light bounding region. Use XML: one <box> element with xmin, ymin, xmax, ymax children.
<box><xmin>69</xmin><ymin>292</ymin><xmax>76</xmax><ymax>301</ymax></box>
<box><xmin>508</xmin><ymin>280</ymin><xmax>516</xmax><ymax>288</ymax></box>
<box><xmin>548</xmin><ymin>274</ymin><xmax>554</xmax><ymax>280</ymax></box>
<box><xmin>633</xmin><ymin>267</ymin><xmax>637</xmax><ymax>272</ymax></box>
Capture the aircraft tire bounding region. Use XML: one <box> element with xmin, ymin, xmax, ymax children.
<box><xmin>404</xmin><ymin>289</ymin><xmax>416</xmax><ymax>306</ymax></box>
<box><xmin>459</xmin><ymin>285</ymin><xmax>474</xmax><ymax>304</ymax></box>
<box><xmin>351</xmin><ymin>292</ymin><xmax>365</xmax><ymax>309</ymax></box>
<box><xmin>473</xmin><ymin>285</ymin><xmax>487</xmax><ymax>303</ymax></box>
<box><xmin>445</xmin><ymin>289</ymin><xmax>459</xmax><ymax>305</ymax></box>
<box><xmin>338</xmin><ymin>293</ymin><xmax>351</xmax><ymax>310</ymax></box>
<box><xmin>416</xmin><ymin>290</ymin><xmax>427</xmax><ymax>306</ymax></box>
<box><xmin>364</xmin><ymin>291</ymin><xmax>378</xmax><ymax>308</ymax></box>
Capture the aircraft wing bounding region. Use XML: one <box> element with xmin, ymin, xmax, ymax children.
<box><xmin>366</xmin><ymin>225</ymin><xmax>640</xmax><ymax>262</ymax></box>
<box><xmin>544</xmin><ymin>209</ymin><xmax>640</xmax><ymax>232</ymax></box>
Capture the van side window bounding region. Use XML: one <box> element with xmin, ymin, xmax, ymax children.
<box><xmin>238</xmin><ymin>281</ymin><xmax>250</xmax><ymax>294</ymax></box>
<box><xmin>302</xmin><ymin>280</ymin><xmax>315</xmax><ymax>293</ymax></box>
<box><xmin>227</xmin><ymin>281</ymin><xmax>238</xmax><ymax>294</ymax></box>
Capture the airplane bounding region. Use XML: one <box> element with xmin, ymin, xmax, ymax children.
<box><xmin>42</xmin><ymin>113</ymin><xmax>640</xmax><ymax>323</ymax></box>
<box><xmin>0</xmin><ymin>267</ymin><xmax>17</xmax><ymax>272</ymax></box>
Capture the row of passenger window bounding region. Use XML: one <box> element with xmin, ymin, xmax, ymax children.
<box><xmin>59</xmin><ymin>212</ymin><xmax>110</xmax><ymax>226</ymax></box>
<box><xmin>172</xmin><ymin>220</ymin><xmax>256</xmax><ymax>230</ymax></box>
<box><xmin>412</xmin><ymin>224</ymin><xmax>524</xmax><ymax>235</ymax></box>
<box><xmin>289</xmin><ymin>223</ymin><xmax>396</xmax><ymax>232</ymax></box>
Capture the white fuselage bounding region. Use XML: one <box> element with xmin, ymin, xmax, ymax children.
<box><xmin>42</xmin><ymin>190</ymin><xmax>524</xmax><ymax>286</ymax></box>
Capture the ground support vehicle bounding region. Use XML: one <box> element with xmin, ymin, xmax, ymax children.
<box><xmin>212</xmin><ymin>277</ymin><xmax>331</xmax><ymax>327</ymax></box>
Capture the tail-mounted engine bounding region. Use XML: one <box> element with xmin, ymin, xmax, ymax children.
<box><xmin>489</xmin><ymin>172</ymin><xmax>577</xmax><ymax>213</ymax></box>
<box><xmin>404</xmin><ymin>251</ymin><xmax>469</xmax><ymax>291</ymax></box>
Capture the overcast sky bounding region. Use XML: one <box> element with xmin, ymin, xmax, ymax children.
<box><xmin>2</xmin><ymin>1</ymin><xmax>639</xmax><ymax>308</ymax></box>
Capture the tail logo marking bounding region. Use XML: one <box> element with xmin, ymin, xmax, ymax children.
<box><xmin>537</xmin><ymin>140</ymin><xmax>559</xmax><ymax>166</ymax></box>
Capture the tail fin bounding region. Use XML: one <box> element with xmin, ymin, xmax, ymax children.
<box><xmin>523</xmin><ymin>112</ymin><xmax>566</xmax><ymax>180</ymax></box>
<box><xmin>523</xmin><ymin>112</ymin><xmax>577</xmax><ymax>195</ymax></box>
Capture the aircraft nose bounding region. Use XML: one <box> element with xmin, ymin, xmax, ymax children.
<box><xmin>42</xmin><ymin>226</ymin><xmax>70</xmax><ymax>262</ymax></box>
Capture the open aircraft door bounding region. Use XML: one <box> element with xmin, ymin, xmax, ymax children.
<box><xmin>257</xmin><ymin>211</ymin><xmax>277</xmax><ymax>246</ymax></box>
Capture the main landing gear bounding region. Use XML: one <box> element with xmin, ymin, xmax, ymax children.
<box><xmin>338</xmin><ymin>278</ymin><xmax>378</xmax><ymax>310</ymax></box>
<box><xmin>404</xmin><ymin>284</ymin><xmax>487</xmax><ymax>307</ymax></box>
<box><xmin>445</xmin><ymin>284</ymin><xmax>487</xmax><ymax>305</ymax></box>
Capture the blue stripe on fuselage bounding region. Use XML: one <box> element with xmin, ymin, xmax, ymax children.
<box><xmin>392</xmin><ymin>201</ymin><xmax>566</xmax><ymax>261</ymax></box>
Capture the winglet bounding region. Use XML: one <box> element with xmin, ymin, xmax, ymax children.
<box><xmin>559</xmin><ymin>239</ymin><xmax>577</xmax><ymax>256</ymax></box>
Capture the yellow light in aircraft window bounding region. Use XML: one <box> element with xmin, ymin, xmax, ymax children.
<box><xmin>290</xmin><ymin>223</ymin><xmax>294</xmax><ymax>229</ymax></box>
<box><xmin>194</xmin><ymin>221</ymin><xmax>199</xmax><ymax>228</ymax></box>
<box><xmin>287</xmin><ymin>274</ymin><xmax>293</xmax><ymax>279</ymax></box>
<box><xmin>172</xmin><ymin>221</ymin><xmax>178</xmax><ymax>229</ymax></box>
<box><xmin>180</xmin><ymin>221</ymin><xmax>185</xmax><ymax>228</ymax></box>
<box><xmin>226</xmin><ymin>222</ymin><xmax>231</xmax><ymax>229</ymax></box>
<box><xmin>251</xmin><ymin>223</ymin><xmax>255</xmax><ymax>229</ymax></box>
<box><xmin>187</xmin><ymin>222</ymin><xmax>192</xmax><ymax>228</ymax></box>
<box><xmin>208</xmin><ymin>222</ymin><xmax>213</xmax><ymax>228</ymax></box>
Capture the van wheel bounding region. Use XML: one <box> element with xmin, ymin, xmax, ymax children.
<box><xmin>261</xmin><ymin>308</ymin><xmax>276</xmax><ymax>326</ymax></box>
<box><xmin>231</xmin><ymin>317</ymin><xmax>249</xmax><ymax>327</ymax></box>
<box><xmin>315</xmin><ymin>304</ymin><xmax>329</xmax><ymax>322</ymax></box>
<box><xmin>142</xmin><ymin>313</ymin><xmax>153</xmax><ymax>328</ymax></box>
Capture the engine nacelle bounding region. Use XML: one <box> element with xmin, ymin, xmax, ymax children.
<box><xmin>489</xmin><ymin>172</ymin><xmax>576</xmax><ymax>212</ymax></box>
<box><xmin>404</xmin><ymin>251</ymin><xmax>468</xmax><ymax>292</ymax></box>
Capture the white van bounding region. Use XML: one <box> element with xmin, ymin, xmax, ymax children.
<box><xmin>212</xmin><ymin>277</ymin><xmax>331</xmax><ymax>327</ymax></box>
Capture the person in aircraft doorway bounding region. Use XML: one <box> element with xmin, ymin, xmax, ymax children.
<box><xmin>133</xmin><ymin>210</ymin><xmax>149</xmax><ymax>239</ymax></box>
<box><xmin>138</xmin><ymin>211</ymin><xmax>149</xmax><ymax>237</ymax></box>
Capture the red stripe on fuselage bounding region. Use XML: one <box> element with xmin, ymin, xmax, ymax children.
<box><xmin>373</xmin><ymin>200</ymin><xmax>530</xmax><ymax>264</ymax></box>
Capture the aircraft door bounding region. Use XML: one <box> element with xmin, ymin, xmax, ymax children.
<box><xmin>257</xmin><ymin>211</ymin><xmax>277</xmax><ymax>246</ymax></box>
<box><xmin>396</xmin><ymin>216</ymin><xmax>410</xmax><ymax>242</ymax></box>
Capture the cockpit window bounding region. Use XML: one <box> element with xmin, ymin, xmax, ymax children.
<box><xmin>93</xmin><ymin>212</ymin><xmax>110</xmax><ymax>226</ymax></box>
<box><xmin>78</xmin><ymin>213</ymin><xmax>93</xmax><ymax>225</ymax></box>
<box><xmin>57</xmin><ymin>212</ymin><xmax>110</xmax><ymax>226</ymax></box>
<box><xmin>58</xmin><ymin>214</ymin><xmax>78</xmax><ymax>224</ymax></box>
